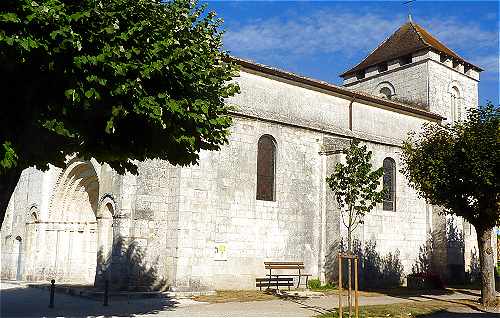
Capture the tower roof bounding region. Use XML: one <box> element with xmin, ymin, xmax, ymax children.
<box><xmin>340</xmin><ymin>21</ymin><xmax>482</xmax><ymax>77</ymax></box>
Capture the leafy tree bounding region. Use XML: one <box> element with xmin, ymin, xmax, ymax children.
<box><xmin>326</xmin><ymin>139</ymin><xmax>386</xmax><ymax>252</ymax></box>
<box><xmin>0</xmin><ymin>0</ymin><xmax>239</xmax><ymax>225</ymax></box>
<box><xmin>401</xmin><ymin>104</ymin><xmax>499</xmax><ymax>307</ymax></box>
<box><xmin>326</xmin><ymin>139</ymin><xmax>385</xmax><ymax>311</ymax></box>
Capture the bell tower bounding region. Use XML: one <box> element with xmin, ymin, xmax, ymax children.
<box><xmin>340</xmin><ymin>20</ymin><xmax>482</xmax><ymax>123</ymax></box>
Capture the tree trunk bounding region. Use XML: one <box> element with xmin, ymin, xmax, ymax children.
<box><xmin>347</xmin><ymin>223</ymin><xmax>352</xmax><ymax>313</ymax></box>
<box><xmin>476</xmin><ymin>226</ymin><xmax>497</xmax><ymax>307</ymax></box>
<box><xmin>0</xmin><ymin>167</ymin><xmax>22</xmax><ymax>227</ymax></box>
<box><xmin>347</xmin><ymin>224</ymin><xmax>352</xmax><ymax>252</ymax></box>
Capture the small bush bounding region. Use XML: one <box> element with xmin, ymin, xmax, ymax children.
<box><xmin>308</xmin><ymin>278</ymin><xmax>335</xmax><ymax>290</ymax></box>
<box><xmin>308</xmin><ymin>278</ymin><xmax>322</xmax><ymax>289</ymax></box>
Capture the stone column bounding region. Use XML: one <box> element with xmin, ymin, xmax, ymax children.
<box><xmin>110</xmin><ymin>217</ymin><xmax>130</xmax><ymax>290</ymax></box>
<box><xmin>95</xmin><ymin>217</ymin><xmax>113</xmax><ymax>287</ymax></box>
<box><xmin>321</xmin><ymin>136</ymin><xmax>351</xmax><ymax>284</ymax></box>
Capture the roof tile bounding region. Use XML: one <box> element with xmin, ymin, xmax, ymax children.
<box><xmin>340</xmin><ymin>21</ymin><xmax>482</xmax><ymax>77</ymax></box>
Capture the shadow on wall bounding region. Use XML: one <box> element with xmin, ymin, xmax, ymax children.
<box><xmin>324</xmin><ymin>220</ymin><xmax>480</xmax><ymax>290</ymax></box>
<box><xmin>324</xmin><ymin>239</ymin><xmax>404</xmax><ymax>289</ymax></box>
<box><xmin>468</xmin><ymin>249</ymin><xmax>481</xmax><ymax>283</ymax></box>
<box><xmin>95</xmin><ymin>236</ymin><xmax>168</xmax><ymax>291</ymax></box>
<box><xmin>411</xmin><ymin>220</ymin><xmax>473</xmax><ymax>285</ymax></box>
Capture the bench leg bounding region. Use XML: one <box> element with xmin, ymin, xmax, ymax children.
<box><xmin>268</xmin><ymin>269</ymin><xmax>271</xmax><ymax>290</ymax></box>
<box><xmin>305</xmin><ymin>276</ymin><xmax>309</xmax><ymax>290</ymax></box>
<box><xmin>276</xmin><ymin>275</ymin><xmax>279</xmax><ymax>290</ymax></box>
<box><xmin>297</xmin><ymin>268</ymin><xmax>301</xmax><ymax>288</ymax></box>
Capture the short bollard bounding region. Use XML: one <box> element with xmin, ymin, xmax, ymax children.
<box><xmin>49</xmin><ymin>279</ymin><xmax>55</xmax><ymax>308</ymax></box>
<box><xmin>103</xmin><ymin>280</ymin><xmax>109</xmax><ymax>306</ymax></box>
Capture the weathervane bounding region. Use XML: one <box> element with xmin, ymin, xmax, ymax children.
<box><xmin>403</xmin><ymin>0</ymin><xmax>416</xmax><ymax>22</ymax></box>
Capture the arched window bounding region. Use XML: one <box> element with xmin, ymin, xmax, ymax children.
<box><xmin>29</xmin><ymin>206</ymin><xmax>38</xmax><ymax>223</ymax></box>
<box><xmin>383</xmin><ymin>158</ymin><xmax>396</xmax><ymax>211</ymax></box>
<box><xmin>450</xmin><ymin>86</ymin><xmax>461</xmax><ymax>123</ymax></box>
<box><xmin>256</xmin><ymin>135</ymin><xmax>276</xmax><ymax>201</ymax></box>
<box><xmin>376</xmin><ymin>82</ymin><xmax>395</xmax><ymax>100</ymax></box>
<box><xmin>379</xmin><ymin>87</ymin><xmax>392</xmax><ymax>99</ymax></box>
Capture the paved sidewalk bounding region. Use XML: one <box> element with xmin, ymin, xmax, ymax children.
<box><xmin>1</xmin><ymin>281</ymin><xmax>497</xmax><ymax>317</ymax></box>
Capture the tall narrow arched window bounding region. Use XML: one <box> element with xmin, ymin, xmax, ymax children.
<box><xmin>383</xmin><ymin>157</ymin><xmax>396</xmax><ymax>211</ymax></box>
<box><xmin>256</xmin><ymin>135</ymin><xmax>276</xmax><ymax>201</ymax></box>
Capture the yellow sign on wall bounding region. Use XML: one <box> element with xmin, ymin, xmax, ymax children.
<box><xmin>214</xmin><ymin>242</ymin><xmax>227</xmax><ymax>261</ymax></box>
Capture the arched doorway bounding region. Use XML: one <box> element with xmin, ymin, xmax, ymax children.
<box><xmin>48</xmin><ymin>161</ymin><xmax>102</xmax><ymax>284</ymax></box>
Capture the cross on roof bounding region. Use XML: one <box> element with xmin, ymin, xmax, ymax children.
<box><xmin>403</xmin><ymin>0</ymin><xmax>416</xmax><ymax>21</ymax></box>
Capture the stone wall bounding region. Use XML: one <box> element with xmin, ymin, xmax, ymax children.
<box><xmin>359</xmin><ymin>142</ymin><xmax>428</xmax><ymax>272</ymax></box>
<box><xmin>166</xmin><ymin>69</ymin><xmax>438</xmax><ymax>290</ymax></box>
<box><xmin>173</xmin><ymin>117</ymin><xmax>323</xmax><ymax>290</ymax></box>
<box><xmin>1</xmin><ymin>168</ymin><xmax>44</xmax><ymax>280</ymax></box>
<box><xmin>427</xmin><ymin>60</ymin><xmax>479</xmax><ymax>121</ymax></box>
<box><xmin>344</xmin><ymin>60</ymin><xmax>429</xmax><ymax>108</ymax></box>
<box><xmin>119</xmin><ymin>160</ymin><xmax>180</xmax><ymax>289</ymax></box>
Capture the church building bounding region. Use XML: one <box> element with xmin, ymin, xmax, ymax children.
<box><xmin>1</xmin><ymin>20</ymin><xmax>494</xmax><ymax>291</ymax></box>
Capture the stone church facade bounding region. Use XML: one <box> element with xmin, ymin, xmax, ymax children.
<box><xmin>1</xmin><ymin>21</ymin><xmax>496</xmax><ymax>291</ymax></box>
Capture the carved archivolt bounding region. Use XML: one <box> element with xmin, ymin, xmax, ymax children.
<box><xmin>48</xmin><ymin>161</ymin><xmax>99</xmax><ymax>222</ymax></box>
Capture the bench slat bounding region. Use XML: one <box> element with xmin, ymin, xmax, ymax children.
<box><xmin>256</xmin><ymin>282</ymin><xmax>293</xmax><ymax>287</ymax></box>
<box><xmin>265</xmin><ymin>265</ymin><xmax>304</xmax><ymax>270</ymax></box>
<box><xmin>266</xmin><ymin>274</ymin><xmax>311</xmax><ymax>277</ymax></box>
<box><xmin>264</xmin><ymin>262</ymin><xmax>304</xmax><ymax>265</ymax></box>
<box><xmin>256</xmin><ymin>277</ymin><xmax>293</xmax><ymax>282</ymax></box>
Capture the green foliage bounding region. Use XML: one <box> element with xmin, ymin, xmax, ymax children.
<box><xmin>307</xmin><ymin>278</ymin><xmax>335</xmax><ymax>290</ymax></box>
<box><xmin>401</xmin><ymin>104</ymin><xmax>499</xmax><ymax>231</ymax></box>
<box><xmin>307</xmin><ymin>278</ymin><xmax>322</xmax><ymax>289</ymax></box>
<box><xmin>326</xmin><ymin>139</ymin><xmax>386</xmax><ymax>250</ymax></box>
<box><xmin>0</xmin><ymin>0</ymin><xmax>239</xmax><ymax>177</ymax></box>
<box><xmin>0</xmin><ymin>142</ymin><xmax>17</xmax><ymax>173</ymax></box>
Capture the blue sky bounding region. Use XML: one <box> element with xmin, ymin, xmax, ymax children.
<box><xmin>206</xmin><ymin>1</ymin><xmax>499</xmax><ymax>105</ymax></box>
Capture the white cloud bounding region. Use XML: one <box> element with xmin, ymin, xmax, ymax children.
<box><xmin>223</xmin><ymin>9</ymin><xmax>498</xmax><ymax>65</ymax></box>
<box><xmin>224</xmin><ymin>11</ymin><xmax>406</xmax><ymax>58</ymax></box>
<box><xmin>471</xmin><ymin>54</ymin><xmax>500</xmax><ymax>81</ymax></box>
<box><xmin>472</xmin><ymin>54</ymin><xmax>499</xmax><ymax>71</ymax></box>
<box><xmin>419</xmin><ymin>16</ymin><xmax>498</xmax><ymax>53</ymax></box>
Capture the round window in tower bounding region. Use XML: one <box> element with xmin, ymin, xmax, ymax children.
<box><xmin>379</xmin><ymin>87</ymin><xmax>392</xmax><ymax>99</ymax></box>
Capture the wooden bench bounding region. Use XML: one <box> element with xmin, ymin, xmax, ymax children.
<box><xmin>255</xmin><ymin>277</ymin><xmax>293</xmax><ymax>291</ymax></box>
<box><xmin>264</xmin><ymin>261</ymin><xmax>311</xmax><ymax>289</ymax></box>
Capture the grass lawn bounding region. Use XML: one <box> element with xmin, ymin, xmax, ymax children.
<box><xmin>318</xmin><ymin>299</ymin><xmax>486</xmax><ymax>318</ymax></box>
<box><xmin>192</xmin><ymin>290</ymin><xmax>278</xmax><ymax>303</ymax></box>
<box><xmin>192</xmin><ymin>286</ymin><xmax>468</xmax><ymax>304</ymax></box>
<box><xmin>314</xmin><ymin>286</ymin><xmax>453</xmax><ymax>298</ymax></box>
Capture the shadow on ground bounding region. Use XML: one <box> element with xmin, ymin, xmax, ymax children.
<box><xmin>416</xmin><ymin>294</ymin><xmax>499</xmax><ymax>316</ymax></box>
<box><xmin>0</xmin><ymin>284</ymin><xmax>178</xmax><ymax>317</ymax></box>
<box><xmin>420</xmin><ymin>311</ymin><xmax>500</xmax><ymax>317</ymax></box>
<box><xmin>283</xmin><ymin>298</ymin><xmax>332</xmax><ymax>316</ymax></box>
<box><xmin>365</xmin><ymin>287</ymin><xmax>454</xmax><ymax>299</ymax></box>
